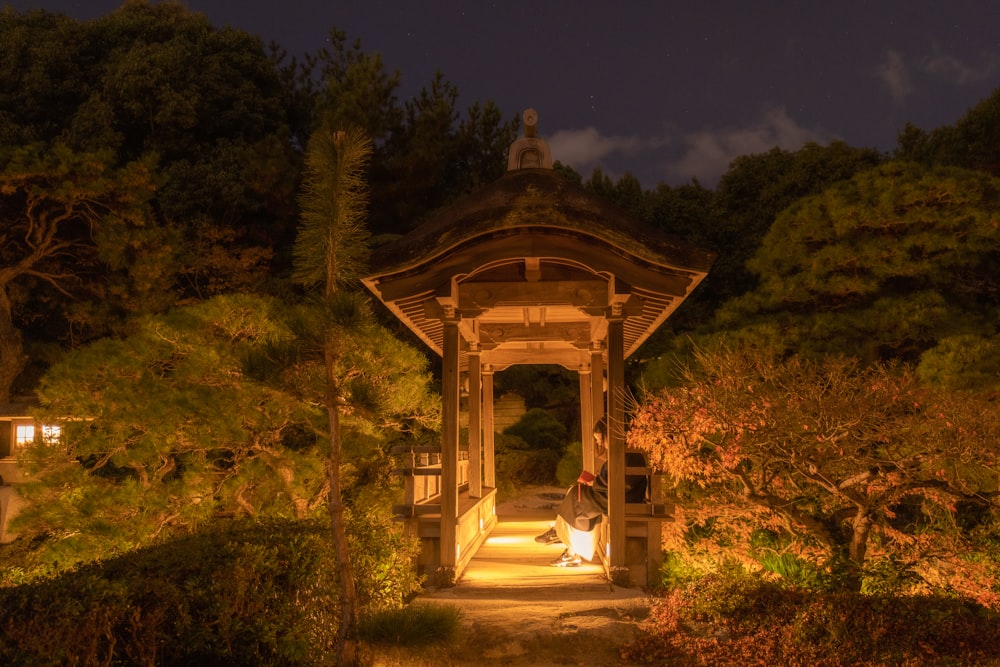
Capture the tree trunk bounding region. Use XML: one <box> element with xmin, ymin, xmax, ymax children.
<box><xmin>0</xmin><ymin>290</ymin><xmax>27</xmax><ymax>404</ymax></box>
<box><xmin>326</xmin><ymin>341</ymin><xmax>358</xmax><ymax>665</ymax></box>
<box><xmin>843</xmin><ymin>511</ymin><xmax>873</xmax><ymax>592</ymax></box>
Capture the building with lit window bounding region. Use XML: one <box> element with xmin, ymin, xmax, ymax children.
<box><xmin>0</xmin><ymin>398</ymin><xmax>62</xmax><ymax>542</ymax></box>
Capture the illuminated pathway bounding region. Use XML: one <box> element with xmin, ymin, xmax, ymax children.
<box><xmin>418</xmin><ymin>487</ymin><xmax>649</xmax><ymax>599</ymax></box>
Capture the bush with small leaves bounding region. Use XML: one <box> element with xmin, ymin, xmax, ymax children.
<box><xmin>0</xmin><ymin>513</ymin><xmax>422</xmax><ymax>666</ymax></box>
<box><xmin>622</xmin><ymin>572</ymin><xmax>1000</xmax><ymax>666</ymax></box>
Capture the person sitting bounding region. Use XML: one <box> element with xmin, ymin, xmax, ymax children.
<box><xmin>536</xmin><ymin>417</ymin><xmax>647</xmax><ymax>567</ymax></box>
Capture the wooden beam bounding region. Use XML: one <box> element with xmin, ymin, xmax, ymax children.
<box><xmin>440</xmin><ymin>315</ymin><xmax>460</xmax><ymax>569</ymax></box>
<box><xmin>579</xmin><ymin>364</ymin><xmax>594</xmax><ymax>474</ymax></box>
<box><xmin>591</xmin><ymin>343</ymin><xmax>605</xmax><ymax>428</ymax></box>
<box><xmin>481</xmin><ymin>347</ymin><xmax>588</xmax><ymax>371</ymax></box>
<box><xmin>468</xmin><ymin>348</ymin><xmax>482</xmax><ymax>498</ymax></box>
<box><xmin>479</xmin><ymin>322</ymin><xmax>591</xmax><ymax>346</ymax></box>
<box><xmin>482</xmin><ymin>367</ymin><xmax>496</xmax><ymax>489</ymax></box>
<box><xmin>457</xmin><ymin>280</ymin><xmax>608</xmax><ymax>309</ymax></box>
<box><xmin>607</xmin><ymin>312</ymin><xmax>626</xmax><ymax>569</ymax></box>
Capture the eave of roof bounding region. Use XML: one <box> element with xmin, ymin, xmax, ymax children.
<box><xmin>361</xmin><ymin>161</ymin><xmax>716</xmax><ymax>369</ymax></box>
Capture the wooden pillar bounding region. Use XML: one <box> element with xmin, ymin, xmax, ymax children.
<box><xmin>590</xmin><ymin>343</ymin><xmax>605</xmax><ymax>427</ymax></box>
<box><xmin>606</xmin><ymin>311</ymin><xmax>626</xmax><ymax>569</ymax></box>
<box><xmin>578</xmin><ymin>362</ymin><xmax>594</xmax><ymax>473</ymax></box>
<box><xmin>468</xmin><ymin>347</ymin><xmax>482</xmax><ymax>498</ymax></box>
<box><xmin>482</xmin><ymin>366</ymin><xmax>496</xmax><ymax>489</ymax></box>
<box><xmin>440</xmin><ymin>314</ymin><xmax>460</xmax><ymax>569</ymax></box>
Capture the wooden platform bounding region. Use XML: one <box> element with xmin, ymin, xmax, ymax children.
<box><xmin>415</xmin><ymin>488</ymin><xmax>652</xmax><ymax>643</ymax></box>
<box><xmin>455</xmin><ymin>505</ymin><xmax>610</xmax><ymax>593</ymax></box>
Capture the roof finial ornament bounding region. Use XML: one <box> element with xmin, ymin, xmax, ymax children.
<box><xmin>524</xmin><ymin>108</ymin><xmax>538</xmax><ymax>138</ymax></box>
<box><xmin>507</xmin><ymin>107</ymin><xmax>552</xmax><ymax>171</ymax></box>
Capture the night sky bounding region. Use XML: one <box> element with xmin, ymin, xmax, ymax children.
<box><xmin>5</xmin><ymin>0</ymin><xmax>1000</xmax><ymax>187</ymax></box>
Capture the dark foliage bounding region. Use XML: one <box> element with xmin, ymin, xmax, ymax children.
<box><xmin>622</xmin><ymin>573</ymin><xmax>1000</xmax><ymax>666</ymax></box>
<box><xmin>1</xmin><ymin>520</ymin><xmax>338</xmax><ymax>666</ymax></box>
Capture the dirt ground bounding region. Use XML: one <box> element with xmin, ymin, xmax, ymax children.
<box><xmin>366</xmin><ymin>486</ymin><xmax>655</xmax><ymax>666</ymax></box>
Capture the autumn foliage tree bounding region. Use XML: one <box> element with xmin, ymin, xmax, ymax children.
<box><xmin>628</xmin><ymin>346</ymin><xmax>1000</xmax><ymax>599</ymax></box>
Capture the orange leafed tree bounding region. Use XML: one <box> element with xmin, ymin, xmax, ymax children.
<box><xmin>628</xmin><ymin>346</ymin><xmax>1000</xmax><ymax>598</ymax></box>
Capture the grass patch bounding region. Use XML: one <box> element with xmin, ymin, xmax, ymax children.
<box><xmin>358</xmin><ymin>603</ymin><xmax>462</xmax><ymax>646</ymax></box>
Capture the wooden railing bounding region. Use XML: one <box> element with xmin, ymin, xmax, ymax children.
<box><xmin>624</xmin><ymin>460</ymin><xmax>673</xmax><ymax>519</ymax></box>
<box><xmin>391</xmin><ymin>445</ymin><xmax>470</xmax><ymax>515</ymax></box>
<box><xmin>596</xmin><ymin>453</ymin><xmax>674</xmax><ymax>586</ymax></box>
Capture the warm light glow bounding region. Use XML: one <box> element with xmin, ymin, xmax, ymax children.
<box><xmin>479</xmin><ymin>517</ymin><xmax>484</xmax><ymax>531</ymax></box>
<box><xmin>485</xmin><ymin>535</ymin><xmax>524</xmax><ymax>545</ymax></box>
<box><xmin>14</xmin><ymin>424</ymin><xmax>34</xmax><ymax>445</ymax></box>
<box><xmin>41</xmin><ymin>425</ymin><xmax>61</xmax><ymax>443</ymax></box>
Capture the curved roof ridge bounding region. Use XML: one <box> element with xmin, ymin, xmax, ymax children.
<box><xmin>368</xmin><ymin>168</ymin><xmax>715</xmax><ymax>279</ymax></box>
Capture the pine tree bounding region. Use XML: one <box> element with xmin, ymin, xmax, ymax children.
<box><xmin>293</xmin><ymin>123</ymin><xmax>372</xmax><ymax>666</ymax></box>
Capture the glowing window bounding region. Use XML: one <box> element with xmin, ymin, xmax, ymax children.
<box><xmin>14</xmin><ymin>424</ymin><xmax>34</xmax><ymax>445</ymax></box>
<box><xmin>41</xmin><ymin>425</ymin><xmax>62</xmax><ymax>443</ymax></box>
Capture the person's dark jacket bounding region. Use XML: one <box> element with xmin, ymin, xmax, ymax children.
<box><xmin>556</xmin><ymin>453</ymin><xmax>648</xmax><ymax>531</ymax></box>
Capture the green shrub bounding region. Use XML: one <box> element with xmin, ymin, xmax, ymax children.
<box><xmin>348</xmin><ymin>505</ymin><xmax>424</xmax><ymax>611</ymax></box>
<box><xmin>0</xmin><ymin>512</ymin><xmax>423</xmax><ymax>666</ymax></box>
<box><xmin>657</xmin><ymin>550</ymin><xmax>711</xmax><ymax>589</ymax></box>
<box><xmin>555</xmin><ymin>442</ymin><xmax>583</xmax><ymax>487</ymax></box>
<box><xmin>681</xmin><ymin>569</ymin><xmax>799</xmax><ymax>629</ymax></box>
<box><xmin>749</xmin><ymin>530</ymin><xmax>831</xmax><ymax>590</ymax></box>
<box><xmin>503</xmin><ymin>408</ymin><xmax>567</xmax><ymax>452</ymax></box>
<box><xmin>358</xmin><ymin>603</ymin><xmax>462</xmax><ymax>646</ymax></box>
<box><xmin>756</xmin><ymin>551</ymin><xmax>829</xmax><ymax>590</ymax></box>
<box><xmin>0</xmin><ymin>519</ymin><xmax>339</xmax><ymax>665</ymax></box>
<box><xmin>495</xmin><ymin>447</ymin><xmax>561</xmax><ymax>486</ymax></box>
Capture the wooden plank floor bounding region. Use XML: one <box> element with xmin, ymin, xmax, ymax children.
<box><xmin>457</xmin><ymin>508</ymin><xmax>609</xmax><ymax>593</ymax></box>
<box><xmin>416</xmin><ymin>486</ymin><xmax>650</xmax><ymax>633</ymax></box>
<box><xmin>428</xmin><ymin>487</ymin><xmax>635</xmax><ymax>601</ymax></box>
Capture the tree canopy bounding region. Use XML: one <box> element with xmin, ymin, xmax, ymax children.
<box><xmin>0</xmin><ymin>1</ymin><xmax>518</xmax><ymax>398</ymax></box>
<box><xmin>896</xmin><ymin>87</ymin><xmax>1000</xmax><ymax>178</ymax></box>
<box><xmin>0</xmin><ymin>143</ymin><xmax>157</xmax><ymax>401</ymax></box>
<box><xmin>15</xmin><ymin>293</ymin><xmax>436</xmax><ymax>567</ymax></box>
<box><xmin>706</xmin><ymin>161</ymin><xmax>1000</xmax><ymax>389</ymax></box>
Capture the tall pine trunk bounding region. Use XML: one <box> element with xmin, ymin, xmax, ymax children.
<box><xmin>293</xmin><ymin>125</ymin><xmax>372</xmax><ymax>665</ymax></box>
<box><xmin>325</xmin><ymin>336</ymin><xmax>358</xmax><ymax>665</ymax></box>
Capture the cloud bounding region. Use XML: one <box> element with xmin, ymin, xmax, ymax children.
<box><xmin>921</xmin><ymin>47</ymin><xmax>1000</xmax><ymax>86</ymax></box>
<box><xmin>543</xmin><ymin>108</ymin><xmax>826</xmax><ymax>188</ymax></box>
<box><xmin>874</xmin><ymin>46</ymin><xmax>1000</xmax><ymax>103</ymax></box>
<box><xmin>546</xmin><ymin>127</ymin><xmax>643</xmax><ymax>170</ymax></box>
<box><xmin>874</xmin><ymin>49</ymin><xmax>912</xmax><ymax>104</ymax></box>
<box><xmin>663</xmin><ymin>107</ymin><xmax>827</xmax><ymax>185</ymax></box>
